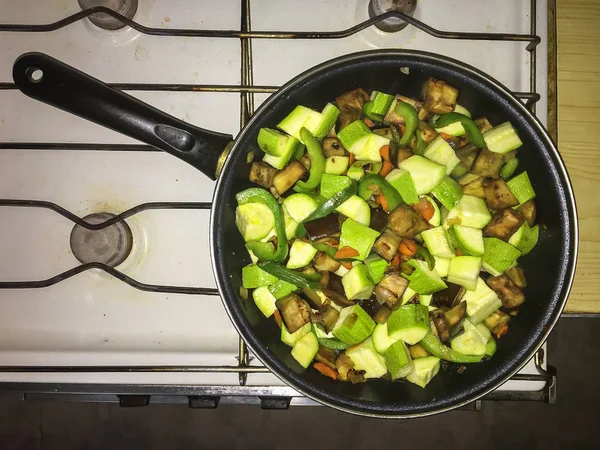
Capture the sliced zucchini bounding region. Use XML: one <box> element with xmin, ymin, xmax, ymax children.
<box><xmin>325</xmin><ymin>156</ymin><xmax>350</xmax><ymax>175</ymax></box>
<box><xmin>345</xmin><ymin>337</ymin><xmax>388</xmax><ymax>379</ymax></box>
<box><xmin>252</xmin><ymin>286</ymin><xmax>278</xmax><ymax>317</ymax></box>
<box><xmin>282</xmin><ymin>193</ymin><xmax>319</xmax><ymax>223</ymax></box>
<box><xmin>482</xmin><ymin>238</ymin><xmax>522</xmax><ymax>276</ymax></box>
<box><xmin>506</xmin><ymin>171</ymin><xmax>536</xmax><ymax>204</ymax></box>
<box><xmin>364</xmin><ymin>254</ymin><xmax>389</xmax><ymax>284</ymax></box>
<box><xmin>286</xmin><ymin>240</ymin><xmax>318</xmax><ymax>269</ymax></box>
<box><xmin>445</xmin><ymin>195</ymin><xmax>492</xmax><ymax>229</ymax></box>
<box><xmin>339</xmin><ymin>218</ymin><xmax>380</xmax><ymax>260</ymax></box>
<box><xmin>387</xmin><ymin>303</ymin><xmax>430</xmax><ymax>345</ymax></box>
<box><xmin>332</xmin><ymin>304</ymin><xmax>376</xmax><ymax>346</ymax></box>
<box><xmin>508</xmin><ymin>222</ymin><xmax>540</xmax><ymax>256</ymax></box>
<box><xmin>447</xmin><ymin>256</ymin><xmax>482</xmax><ymax>291</ymax></box>
<box><xmin>447</xmin><ymin>225</ymin><xmax>485</xmax><ymax>256</ymax></box>
<box><xmin>433</xmin><ymin>256</ymin><xmax>451</xmax><ymax>277</ymax></box>
<box><xmin>450</xmin><ymin>318</ymin><xmax>489</xmax><ymax>356</ymax></box>
<box><xmin>385</xmin><ymin>340</ymin><xmax>415</xmax><ymax>380</ymax></box>
<box><xmin>386</xmin><ymin>169</ymin><xmax>419</xmax><ymax>205</ymax></box>
<box><xmin>431</xmin><ymin>176</ymin><xmax>463</xmax><ymax>211</ymax></box>
<box><xmin>291</xmin><ymin>332</ymin><xmax>319</xmax><ymax>368</ymax></box>
<box><xmin>483</xmin><ymin>121</ymin><xmax>523</xmax><ymax>154</ymax></box>
<box><xmin>242</xmin><ymin>264</ymin><xmax>278</xmax><ymax>289</ymax></box>
<box><xmin>404</xmin><ymin>259</ymin><xmax>447</xmax><ymax>295</ymax></box>
<box><xmin>399</xmin><ymin>155</ymin><xmax>446</xmax><ymax>195</ymax></box>
<box><xmin>336</xmin><ymin>195</ymin><xmax>371</xmax><ymax>226</ymax></box>
<box><xmin>341</xmin><ymin>264</ymin><xmax>375</xmax><ymax>300</ymax></box>
<box><xmin>320</xmin><ymin>174</ymin><xmax>352</xmax><ymax>200</ymax></box>
<box><xmin>423</xmin><ymin>135</ymin><xmax>461</xmax><ymax>175</ymax></box>
<box><xmin>337</xmin><ymin>120</ymin><xmax>372</xmax><ymax>151</ymax></box>
<box><xmin>347</xmin><ymin>161</ymin><xmax>383</xmax><ymax>181</ymax></box>
<box><xmin>281</xmin><ymin>322</ymin><xmax>312</xmax><ymax>347</ymax></box>
<box><xmin>405</xmin><ymin>356</ymin><xmax>441</xmax><ymax>388</ymax></box>
<box><xmin>421</xmin><ymin>226</ymin><xmax>455</xmax><ymax>259</ymax></box>
<box><xmin>235</xmin><ymin>203</ymin><xmax>275</xmax><ymax>242</ymax></box>
<box><xmin>462</xmin><ymin>277</ymin><xmax>502</xmax><ymax>324</ymax></box>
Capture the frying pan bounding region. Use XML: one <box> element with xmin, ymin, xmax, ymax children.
<box><xmin>12</xmin><ymin>50</ymin><xmax>577</xmax><ymax>418</ymax></box>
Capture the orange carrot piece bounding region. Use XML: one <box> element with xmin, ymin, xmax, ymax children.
<box><xmin>334</xmin><ymin>246</ymin><xmax>360</xmax><ymax>259</ymax></box>
<box><xmin>273</xmin><ymin>310</ymin><xmax>283</xmax><ymax>329</ymax></box>
<box><xmin>348</xmin><ymin>152</ymin><xmax>355</xmax><ymax>166</ymax></box>
<box><xmin>375</xmin><ymin>194</ymin><xmax>390</xmax><ymax>213</ymax></box>
<box><xmin>400</xmin><ymin>124</ymin><xmax>407</xmax><ymax>135</ymax></box>
<box><xmin>363</xmin><ymin>117</ymin><xmax>375</xmax><ymax>128</ymax></box>
<box><xmin>496</xmin><ymin>324</ymin><xmax>509</xmax><ymax>339</ymax></box>
<box><xmin>379</xmin><ymin>161</ymin><xmax>394</xmax><ymax>178</ymax></box>
<box><xmin>412</xmin><ymin>197</ymin><xmax>435</xmax><ymax>221</ymax></box>
<box><xmin>455</xmin><ymin>249</ymin><xmax>464</xmax><ymax>257</ymax></box>
<box><xmin>440</xmin><ymin>132</ymin><xmax>453</xmax><ymax>140</ymax></box>
<box><xmin>313</xmin><ymin>362</ymin><xmax>338</xmax><ymax>380</ymax></box>
<box><xmin>391</xmin><ymin>252</ymin><xmax>401</xmax><ymax>267</ymax></box>
<box><xmin>399</xmin><ymin>239</ymin><xmax>418</xmax><ymax>257</ymax></box>
<box><xmin>379</xmin><ymin>145</ymin><xmax>391</xmax><ymax>162</ymax></box>
<box><xmin>341</xmin><ymin>261</ymin><xmax>353</xmax><ymax>270</ymax></box>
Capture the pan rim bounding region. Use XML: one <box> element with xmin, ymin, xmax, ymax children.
<box><xmin>210</xmin><ymin>49</ymin><xmax>578</xmax><ymax>418</ymax></box>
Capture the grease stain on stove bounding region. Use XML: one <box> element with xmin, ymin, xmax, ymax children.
<box><xmin>135</xmin><ymin>45</ymin><xmax>149</xmax><ymax>61</ymax></box>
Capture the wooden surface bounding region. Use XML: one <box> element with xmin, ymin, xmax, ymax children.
<box><xmin>557</xmin><ymin>0</ymin><xmax>600</xmax><ymax>313</ymax></box>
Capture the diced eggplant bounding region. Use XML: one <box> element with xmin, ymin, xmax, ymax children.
<box><xmin>409</xmin><ymin>344</ymin><xmax>431</xmax><ymax>359</ymax></box>
<box><xmin>418</xmin><ymin>106</ymin><xmax>432</xmax><ymax>121</ymax></box>
<box><xmin>387</xmin><ymin>204</ymin><xmax>431</xmax><ymax>238</ymax></box>
<box><xmin>336</xmin><ymin>88</ymin><xmax>370</xmax><ymax>112</ymax></box>
<box><xmin>517</xmin><ymin>199</ymin><xmax>537</xmax><ymax>226</ymax></box>
<box><xmin>486</xmin><ymin>275</ymin><xmax>526</xmax><ymax>309</ymax></box>
<box><xmin>483</xmin><ymin>208</ymin><xmax>524</xmax><ymax>241</ymax></box>
<box><xmin>421</xmin><ymin>78</ymin><xmax>459</xmax><ymax>114</ymax></box>
<box><xmin>430</xmin><ymin>309</ymin><xmax>451</xmax><ymax>343</ymax></box>
<box><xmin>455</xmin><ymin>143</ymin><xmax>480</xmax><ymax>172</ymax></box>
<box><xmin>249</xmin><ymin>161</ymin><xmax>278</xmax><ymax>188</ymax></box>
<box><xmin>461</xmin><ymin>175</ymin><xmax>486</xmax><ymax>198</ymax></box>
<box><xmin>369</xmin><ymin>208</ymin><xmax>389</xmax><ymax>233</ymax></box>
<box><xmin>418</xmin><ymin>121</ymin><xmax>438</xmax><ymax>143</ymax></box>
<box><xmin>443</xmin><ymin>301</ymin><xmax>466</xmax><ymax>327</ymax></box>
<box><xmin>373</xmin><ymin>127</ymin><xmax>394</xmax><ymax>140</ymax></box>
<box><xmin>322</xmin><ymin>273</ymin><xmax>355</xmax><ymax>307</ymax></box>
<box><xmin>432</xmin><ymin>283</ymin><xmax>465</xmax><ymax>307</ymax></box>
<box><xmin>373</xmin><ymin>230</ymin><xmax>402</xmax><ymax>261</ymax></box>
<box><xmin>336</xmin><ymin>352</ymin><xmax>366</xmax><ymax>384</ymax></box>
<box><xmin>304</xmin><ymin>214</ymin><xmax>341</xmax><ymax>241</ymax></box>
<box><xmin>396</xmin><ymin>147</ymin><xmax>413</xmax><ymax>166</ymax></box>
<box><xmin>484</xmin><ymin>309</ymin><xmax>511</xmax><ymax>335</ymax></box>
<box><xmin>396</xmin><ymin>95</ymin><xmax>423</xmax><ymax>112</ymax></box>
<box><xmin>313</xmin><ymin>251</ymin><xmax>341</xmax><ymax>273</ymax></box>
<box><xmin>347</xmin><ymin>370</ymin><xmax>367</xmax><ymax>384</ymax></box>
<box><xmin>337</xmin><ymin>109</ymin><xmax>363</xmax><ymax>131</ymax></box>
<box><xmin>505</xmin><ymin>266</ymin><xmax>527</xmax><ymax>289</ymax></box>
<box><xmin>471</xmin><ymin>148</ymin><xmax>505</xmax><ymax>178</ymax></box>
<box><xmin>312</xmin><ymin>305</ymin><xmax>341</xmax><ymax>333</ymax></box>
<box><xmin>272</xmin><ymin>160</ymin><xmax>307</xmax><ymax>195</ymax></box>
<box><xmin>503</xmin><ymin>150</ymin><xmax>518</xmax><ymax>163</ymax></box>
<box><xmin>483</xmin><ymin>178</ymin><xmax>520</xmax><ymax>210</ymax></box>
<box><xmin>300</xmin><ymin>152</ymin><xmax>311</xmax><ymax>171</ymax></box>
<box><xmin>275</xmin><ymin>294</ymin><xmax>313</xmax><ymax>333</ymax></box>
<box><xmin>315</xmin><ymin>346</ymin><xmax>337</xmax><ymax>370</ymax></box>
<box><xmin>475</xmin><ymin>117</ymin><xmax>493</xmax><ymax>134</ymax></box>
<box><xmin>300</xmin><ymin>288</ymin><xmax>324</xmax><ymax>309</ymax></box>
<box><xmin>360</xmin><ymin>298</ymin><xmax>393</xmax><ymax>324</ymax></box>
<box><xmin>375</xmin><ymin>272</ymin><xmax>409</xmax><ymax>310</ymax></box>
<box><xmin>322</xmin><ymin>137</ymin><xmax>346</xmax><ymax>157</ymax></box>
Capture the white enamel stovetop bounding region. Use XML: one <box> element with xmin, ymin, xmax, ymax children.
<box><xmin>0</xmin><ymin>0</ymin><xmax>548</xmax><ymax>390</ymax></box>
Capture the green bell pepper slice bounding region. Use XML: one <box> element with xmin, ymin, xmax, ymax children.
<box><xmin>415</xmin><ymin>243</ymin><xmax>435</xmax><ymax>271</ymax></box>
<box><xmin>395</xmin><ymin>101</ymin><xmax>419</xmax><ymax>146</ymax></box>
<box><xmin>258</xmin><ymin>262</ymin><xmax>320</xmax><ymax>290</ymax></box>
<box><xmin>294</xmin><ymin>127</ymin><xmax>325</xmax><ymax>192</ymax></box>
<box><xmin>413</xmin><ymin>129</ymin><xmax>426</xmax><ymax>156</ymax></box>
<box><xmin>302</xmin><ymin>180</ymin><xmax>357</xmax><ymax>223</ymax></box>
<box><xmin>432</xmin><ymin>112</ymin><xmax>487</xmax><ymax>149</ymax></box>
<box><xmin>358</xmin><ymin>174</ymin><xmax>403</xmax><ymax>212</ymax></box>
<box><xmin>362</xmin><ymin>101</ymin><xmax>384</xmax><ymax>123</ymax></box>
<box><xmin>420</xmin><ymin>333</ymin><xmax>485</xmax><ymax>363</ymax></box>
<box><xmin>236</xmin><ymin>188</ymin><xmax>288</xmax><ymax>262</ymax></box>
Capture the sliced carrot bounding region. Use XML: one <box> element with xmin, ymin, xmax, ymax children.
<box><xmin>379</xmin><ymin>145</ymin><xmax>391</xmax><ymax>162</ymax></box>
<box><xmin>440</xmin><ymin>132</ymin><xmax>453</xmax><ymax>140</ymax></box>
<box><xmin>348</xmin><ymin>152</ymin><xmax>355</xmax><ymax>166</ymax></box>
<box><xmin>496</xmin><ymin>324</ymin><xmax>509</xmax><ymax>339</ymax></box>
<box><xmin>412</xmin><ymin>197</ymin><xmax>435</xmax><ymax>222</ymax></box>
<box><xmin>334</xmin><ymin>246</ymin><xmax>360</xmax><ymax>259</ymax></box>
<box><xmin>455</xmin><ymin>249</ymin><xmax>464</xmax><ymax>257</ymax></box>
<box><xmin>400</xmin><ymin>124</ymin><xmax>407</xmax><ymax>135</ymax></box>
<box><xmin>399</xmin><ymin>239</ymin><xmax>418</xmax><ymax>257</ymax></box>
<box><xmin>273</xmin><ymin>310</ymin><xmax>283</xmax><ymax>329</ymax></box>
<box><xmin>375</xmin><ymin>194</ymin><xmax>389</xmax><ymax>213</ymax></box>
<box><xmin>341</xmin><ymin>261</ymin><xmax>353</xmax><ymax>270</ymax></box>
<box><xmin>313</xmin><ymin>362</ymin><xmax>338</xmax><ymax>380</ymax></box>
<box><xmin>379</xmin><ymin>160</ymin><xmax>394</xmax><ymax>178</ymax></box>
<box><xmin>363</xmin><ymin>117</ymin><xmax>375</xmax><ymax>128</ymax></box>
<box><xmin>391</xmin><ymin>252</ymin><xmax>401</xmax><ymax>267</ymax></box>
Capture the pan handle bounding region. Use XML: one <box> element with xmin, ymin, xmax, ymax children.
<box><xmin>13</xmin><ymin>53</ymin><xmax>234</xmax><ymax>181</ymax></box>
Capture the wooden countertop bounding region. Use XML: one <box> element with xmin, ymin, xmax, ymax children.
<box><xmin>557</xmin><ymin>0</ymin><xmax>600</xmax><ymax>313</ymax></box>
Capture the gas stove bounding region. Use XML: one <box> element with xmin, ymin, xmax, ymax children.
<box><xmin>0</xmin><ymin>0</ymin><xmax>556</xmax><ymax>408</ymax></box>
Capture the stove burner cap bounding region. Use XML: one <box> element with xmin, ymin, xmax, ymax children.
<box><xmin>70</xmin><ymin>213</ymin><xmax>133</xmax><ymax>267</ymax></box>
<box><xmin>78</xmin><ymin>0</ymin><xmax>138</xmax><ymax>31</ymax></box>
<box><xmin>368</xmin><ymin>0</ymin><xmax>417</xmax><ymax>33</ymax></box>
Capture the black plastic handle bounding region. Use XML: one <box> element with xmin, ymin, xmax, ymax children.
<box><xmin>13</xmin><ymin>53</ymin><xmax>234</xmax><ymax>180</ymax></box>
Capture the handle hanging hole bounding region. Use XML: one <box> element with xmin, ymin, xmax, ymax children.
<box><xmin>25</xmin><ymin>67</ymin><xmax>43</xmax><ymax>83</ymax></box>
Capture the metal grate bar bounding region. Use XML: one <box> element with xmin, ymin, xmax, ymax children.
<box><xmin>0</xmin><ymin>199</ymin><xmax>217</xmax><ymax>295</ymax></box>
<box><xmin>0</xmin><ymin>6</ymin><xmax>540</xmax><ymax>44</ymax></box>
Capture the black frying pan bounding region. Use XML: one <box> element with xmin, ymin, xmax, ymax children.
<box><xmin>13</xmin><ymin>51</ymin><xmax>577</xmax><ymax>418</ymax></box>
